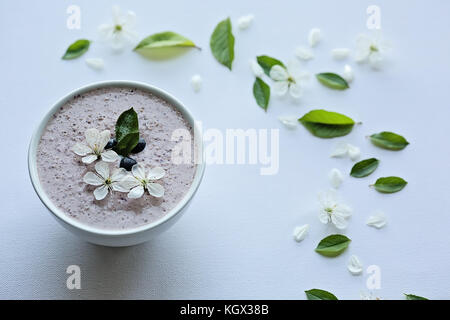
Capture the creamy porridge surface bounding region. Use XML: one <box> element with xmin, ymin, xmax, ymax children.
<box><xmin>36</xmin><ymin>87</ymin><xmax>196</xmax><ymax>230</ymax></box>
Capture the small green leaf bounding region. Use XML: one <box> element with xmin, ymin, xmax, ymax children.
<box><xmin>305</xmin><ymin>289</ymin><xmax>338</xmax><ymax>300</ymax></box>
<box><xmin>210</xmin><ymin>18</ymin><xmax>235</xmax><ymax>70</ymax></box>
<box><xmin>134</xmin><ymin>31</ymin><xmax>198</xmax><ymax>52</ymax></box>
<box><xmin>298</xmin><ymin>109</ymin><xmax>356</xmax><ymax>138</ymax></box>
<box><xmin>115</xmin><ymin>108</ymin><xmax>140</xmax><ymax>157</ymax></box>
<box><xmin>370</xmin><ymin>131</ymin><xmax>409</xmax><ymax>150</ymax></box>
<box><xmin>316</xmin><ymin>73</ymin><xmax>349</xmax><ymax>90</ymax></box>
<box><xmin>372</xmin><ymin>176</ymin><xmax>407</xmax><ymax>193</ymax></box>
<box><xmin>253</xmin><ymin>77</ymin><xmax>270</xmax><ymax>111</ymax></box>
<box><xmin>405</xmin><ymin>294</ymin><xmax>428</xmax><ymax>300</ymax></box>
<box><xmin>350</xmin><ymin>158</ymin><xmax>380</xmax><ymax>178</ymax></box>
<box><xmin>62</xmin><ymin>39</ymin><xmax>90</xmax><ymax>60</ymax></box>
<box><xmin>315</xmin><ymin>234</ymin><xmax>351</xmax><ymax>257</ymax></box>
<box><xmin>256</xmin><ymin>55</ymin><xmax>285</xmax><ymax>76</ymax></box>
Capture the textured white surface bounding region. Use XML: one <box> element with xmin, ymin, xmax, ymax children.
<box><xmin>1</xmin><ymin>0</ymin><xmax>450</xmax><ymax>299</ymax></box>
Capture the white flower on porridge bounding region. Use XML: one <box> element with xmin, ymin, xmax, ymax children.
<box><xmin>127</xmin><ymin>164</ymin><xmax>166</xmax><ymax>199</ymax></box>
<box><xmin>72</xmin><ymin>128</ymin><xmax>119</xmax><ymax>164</ymax></box>
<box><xmin>83</xmin><ymin>161</ymin><xmax>135</xmax><ymax>200</ymax></box>
<box><xmin>98</xmin><ymin>5</ymin><xmax>138</xmax><ymax>50</ymax></box>
<box><xmin>269</xmin><ymin>60</ymin><xmax>309</xmax><ymax>99</ymax></box>
<box><xmin>318</xmin><ymin>190</ymin><xmax>352</xmax><ymax>230</ymax></box>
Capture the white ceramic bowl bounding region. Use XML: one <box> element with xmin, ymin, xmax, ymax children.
<box><xmin>28</xmin><ymin>80</ymin><xmax>205</xmax><ymax>247</ymax></box>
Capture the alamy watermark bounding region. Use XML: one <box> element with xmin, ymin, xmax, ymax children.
<box><xmin>66</xmin><ymin>265</ymin><xmax>81</xmax><ymax>290</ymax></box>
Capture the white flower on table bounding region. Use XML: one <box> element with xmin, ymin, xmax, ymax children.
<box><xmin>318</xmin><ymin>190</ymin><xmax>352</xmax><ymax>230</ymax></box>
<box><xmin>72</xmin><ymin>128</ymin><xmax>119</xmax><ymax>164</ymax></box>
<box><xmin>269</xmin><ymin>60</ymin><xmax>309</xmax><ymax>99</ymax></box>
<box><xmin>83</xmin><ymin>161</ymin><xmax>133</xmax><ymax>200</ymax></box>
<box><xmin>127</xmin><ymin>164</ymin><xmax>166</xmax><ymax>199</ymax></box>
<box><xmin>98</xmin><ymin>5</ymin><xmax>138</xmax><ymax>50</ymax></box>
<box><xmin>355</xmin><ymin>33</ymin><xmax>390</xmax><ymax>69</ymax></box>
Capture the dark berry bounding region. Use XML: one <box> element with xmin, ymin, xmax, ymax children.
<box><xmin>131</xmin><ymin>138</ymin><xmax>146</xmax><ymax>154</ymax></box>
<box><xmin>120</xmin><ymin>157</ymin><xmax>137</xmax><ymax>171</ymax></box>
<box><xmin>105</xmin><ymin>138</ymin><xmax>117</xmax><ymax>149</ymax></box>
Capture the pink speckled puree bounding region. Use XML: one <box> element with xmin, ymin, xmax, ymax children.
<box><xmin>36</xmin><ymin>87</ymin><xmax>196</xmax><ymax>230</ymax></box>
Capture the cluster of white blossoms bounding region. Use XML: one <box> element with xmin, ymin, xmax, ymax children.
<box><xmin>72</xmin><ymin>129</ymin><xmax>165</xmax><ymax>201</ymax></box>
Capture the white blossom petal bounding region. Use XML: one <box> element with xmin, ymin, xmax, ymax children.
<box><xmin>95</xmin><ymin>161</ymin><xmax>110</xmax><ymax>180</ymax></box>
<box><xmin>101</xmin><ymin>149</ymin><xmax>119</xmax><ymax>162</ymax></box>
<box><xmin>369</xmin><ymin>51</ymin><xmax>383</xmax><ymax>69</ymax></box>
<box><xmin>237</xmin><ymin>14</ymin><xmax>254</xmax><ymax>30</ymax></box>
<box><xmin>335</xmin><ymin>204</ymin><xmax>352</xmax><ymax>218</ymax></box>
<box><xmin>131</xmin><ymin>164</ymin><xmax>146</xmax><ymax>180</ymax></box>
<box><xmin>331</xmin><ymin>48</ymin><xmax>350</xmax><ymax>60</ymax></box>
<box><xmin>110</xmin><ymin>168</ymin><xmax>128</xmax><ymax>182</ymax></box>
<box><xmin>85</xmin><ymin>128</ymin><xmax>100</xmax><ymax>149</ymax></box>
<box><xmin>250</xmin><ymin>60</ymin><xmax>264</xmax><ymax>77</ymax></box>
<box><xmin>288</xmin><ymin>82</ymin><xmax>303</xmax><ymax>99</ymax></box>
<box><xmin>112</xmin><ymin>5</ymin><xmax>121</xmax><ymax>25</ymax></box>
<box><xmin>278</xmin><ymin>115</ymin><xmax>298</xmax><ymax>129</ymax></box>
<box><xmin>147</xmin><ymin>182</ymin><xmax>164</xmax><ymax>198</ymax></box>
<box><xmin>83</xmin><ymin>172</ymin><xmax>104</xmax><ymax>186</ymax></box>
<box><xmin>318</xmin><ymin>210</ymin><xmax>330</xmax><ymax>224</ymax></box>
<box><xmin>85</xmin><ymin>58</ymin><xmax>104</xmax><ymax>70</ymax></box>
<box><xmin>348</xmin><ymin>255</ymin><xmax>363</xmax><ymax>275</ymax></box>
<box><xmin>72</xmin><ymin>143</ymin><xmax>92</xmax><ymax>156</ymax></box>
<box><xmin>355</xmin><ymin>34</ymin><xmax>372</xmax><ymax>62</ymax></box>
<box><xmin>331</xmin><ymin>213</ymin><xmax>348</xmax><ymax>229</ymax></box>
<box><xmin>82</xmin><ymin>154</ymin><xmax>98</xmax><ymax>164</ymax></box>
<box><xmin>98</xmin><ymin>130</ymin><xmax>111</xmax><ymax>150</ymax></box>
<box><xmin>269</xmin><ymin>65</ymin><xmax>289</xmax><ymax>81</ymax></box>
<box><xmin>272</xmin><ymin>81</ymin><xmax>289</xmax><ymax>96</ymax></box>
<box><xmin>147</xmin><ymin>167</ymin><xmax>166</xmax><ymax>181</ymax></box>
<box><xmin>308</xmin><ymin>28</ymin><xmax>321</xmax><ymax>47</ymax></box>
<box><xmin>330</xmin><ymin>141</ymin><xmax>350</xmax><ymax>158</ymax></box>
<box><xmin>293</xmin><ymin>224</ymin><xmax>309</xmax><ymax>242</ymax></box>
<box><xmin>367</xmin><ymin>211</ymin><xmax>387</xmax><ymax>229</ymax></box>
<box><xmin>343</xmin><ymin>65</ymin><xmax>354</xmax><ymax>83</ymax></box>
<box><xmin>114</xmin><ymin>176</ymin><xmax>140</xmax><ymax>192</ymax></box>
<box><xmin>348</xmin><ymin>144</ymin><xmax>361</xmax><ymax>161</ymax></box>
<box><xmin>318</xmin><ymin>189</ymin><xmax>337</xmax><ymax>209</ymax></box>
<box><xmin>98</xmin><ymin>24</ymin><xmax>114</xmax><ymax>42</ymax></box>
<box><xmin>190</xmin><ymin>74</ymin><xmax>202</xmax><ymax>92</ymax></box>
<box><xmin>329</xmin><ymin>168</ymin><xmax>344</xmax><ymax>189</ymax></box>
<box><xmin>94</xmin><ymin>185</ymin><xmax>109</xmax><ymax>200</ymax></box>
<box><xmin>295</xmin><ymin>46</ymin><xmax>314</xmax><ymax>60</ymax></box>
<box><xmin>128</xmin><ymin>185</ymin><xmax>145</xmax><ymax>199</ymax></box>
<box><xmin>123</xmin><ymin>10</ymin><xmax>136</xmax><ymax>27</ymax></box>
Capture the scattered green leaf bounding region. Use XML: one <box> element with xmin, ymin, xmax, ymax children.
<box><xmin>372</xmin><ymin>176</ymin><xmax>407</xmax><ymax>193</ymax></box>
<box><xmin>350</xmin><ymin>158</ymin><xmax>380</xmax><ymax>178</ymax></box>
<box><xmin>253</xmin><ymin>77</ymin><xmax>270</xmax><ymax>111</ymax></box>
<box><xmin>115</xmin><ymin>108</ymin><xmax>140</xmax><ymax>157</ymax></box>
<box><xmin>315</xmin><ymin>234</ymin><xmax>351</xmax><ymax>257</ymax></box>
<box><xmin>210</xmin><ymin>18</ymin><xmax>235</xmax><ymax>70</ymax></box>
<box><xmin>134</xmin><ymin>31</ymin><xmax>198</xmax><ymax>53</ymax></box>
<box><xmin>370</xmin><ymin>131</ymin><xmax>409</xmax><ymax>150</ymax></box>
<box><xmin>256</xmin><ymin>55</ymin><xmax>285</xmax><ymax>76</ymax></box>
<box><xmin>316</xmin><ymin>73</ymin><xmax>349</xmax><ymax>90</ymax></box>
<box><xmin>405</xmin><ymin>294</ymin><xmax>428</xmax><ymax>300</ymax></box>
<box><xmin>62</xmin><ymin>39</ymin><xmax>90</xmax><ymax>60</ymax></box>
<box><xmin>305</xmin><ymin>289</ymin><xmax>338</xmax><ymax>300</ymax></box>
<box><xmin>298</xmin><ymin>109</ymin><xmax>356</xmax><ymax>138</ymax></box>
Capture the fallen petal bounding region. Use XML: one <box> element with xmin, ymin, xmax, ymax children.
<box><xmin>329</xmin><ymin>168</ymin><xmax>344</xmax><ymax>189</ymax></box>
<box><xmin>348</xmin><ymin>255</ymin><xmax>363</xmax><ymax>275</ymax></box>
<box><xmin>308</xmin><ymin>28</ymin><xmax>321</xmax><ymax>47</ymax></box>
<box><xmin>367</xmin><ymin>211</ymin><xmax>387</xmax><ymax>229</ymax></box>
<box><xmin>293</xmin><ymin>224</ymin><xmax>309</xmax><ymax>242</ymax></box>
<box><xmin>295</xmin><ymin>46</ymin><xmax>314</xmax><ymax>60</ymax></box>
<box><xmin>331</xmin><ymin>48</ymin><xmax>350</xmax><ymax>60</ymax></box>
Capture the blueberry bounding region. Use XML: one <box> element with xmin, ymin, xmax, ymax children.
<box><xmin>105</xmin><ymin>138</ymin><xmax>117</xmax><ymax>149</ymax></box>
<box><xmin>120</xmin><ymin>157</ymin><xmax>137</xmax><ymax>171</ymax></box>
<box><xmin>131</xmin><ymin>138</ymin><xmax>146</xmax><ymax>154</ymax></box>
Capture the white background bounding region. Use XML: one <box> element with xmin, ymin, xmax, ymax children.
<box><xmin>1</xmin><ymin>0</ymin><xmax>450</xmax><ymax>299</ymax></box>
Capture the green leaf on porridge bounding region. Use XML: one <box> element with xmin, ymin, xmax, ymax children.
<box><xmin>253</xmin><ymin>77</ymin><xmax>270</xmax><ymax>111</ymax></box>
<box><xmin>405</xmin><ymin>293</ymin><xmax>428</xmax><ymax>300</ymax></box>
<box><xmin>298</xmin><ymin>109</ymin><xmax>356</xmax><ymax>138</ymax></box>
<box><xmin>256</xmin><ymin>55</ymin><xmax>285</xmax><ymax>76</ymax></box>
<box><xmin>316</xmin><ymin>73</ymin><xmax>349</xmax><ymax>90</ymax></box>
<box><xmin>370</xmin><ymin>131</ymin><xmax>409</xmax><ymax>150</ymax></box>
<box><xmin>210</xmin><ymin>17</ymin><xmax>235</xmax><ymax>70</ymax></box>
<box><xmin>62</xmin><ymin>39</ymin><xmax>90</xmax><ymax>60</ymax></box>
<box><xmin>372</xmin><ymin>176</ymin><xmax>407</xmax><ymax>193</ymax></box>
<box><xmin>305</xmin><ymin>289</ymin><xmax>338</xmax><ymax>300</ymax></box>
<box><xmin>115</xmin><ymin>108</ymin><xmax>140</xmax><ymax>157</ymax></box>
<box><xmin>134</xmin><ymin>31</ymin><xmax>198</xmax><ymax>52</ymax></box>
<box><xmin>315</xmin><ymin>234</ymin><xmax>351</xmax><ymax>257</ymax></box>
<box><xmin>350</xmin><ymin>158</ymin><xmax>380</xmax><ymax>178</ymax></box>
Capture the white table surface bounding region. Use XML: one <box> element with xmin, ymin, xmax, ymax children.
<box><xmin>1</xmin><ymin>0</ymin><xmax>450</xmax><ymax>299</ymax></box>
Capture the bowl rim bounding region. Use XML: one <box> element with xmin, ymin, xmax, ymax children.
<box><xmin>28</xmin><ymin>80</ymin><xmax>205</xmax><ymax>237</ymax></box>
